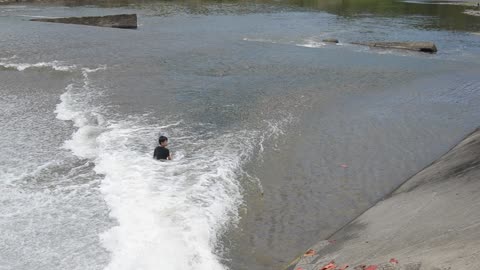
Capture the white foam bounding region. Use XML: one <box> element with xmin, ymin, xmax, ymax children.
<box><xmin>55</xmin><ymin>67</ymin><xmax>275</xmax><ymax>270</ymax></box>
<box><xmin>295</xmin><ymin>40</ymin><xmax>326</xmax><ymax>48</ymax></box>
<box><xmin>243</xmin><ymin>37</ymin><xmax>328</xmax><ymax>49</ymax></box>
<box><xmin>0</xmin><ymin>60</ymin><xmax>76</xmax><ymax>71</ymax></box>
<box><xmin>242</xmin><ymin>37</ymin><xmax>279</xmax><ymax>44</ymax></box>
<box><xmin>96</xmin><ymin>128</ymin><xmax>250</xmax><ymax>270</ymax></box>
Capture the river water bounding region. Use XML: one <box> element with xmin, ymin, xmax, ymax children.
<box><xmin>1</xmin><ymin>1</ymin><xmax>480</xmax><ymax>270</ymax></box>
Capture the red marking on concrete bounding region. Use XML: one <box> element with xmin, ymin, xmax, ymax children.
<box><xmin>389</xmin><ymin>258</ymin><xmax>399</xmax><ymax>264</ymax></box>
<box><xmin>304</xmin><ymin>249</ymin><xmax>316</xmax><ymax>256</ymax></box>
<box><xmin>321</xmin><ymin>261</ymin><xmax>337</xmax><ymax>270</ymax></box>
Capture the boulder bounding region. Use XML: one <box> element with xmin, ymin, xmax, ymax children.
<box><xmin>322</xmin><ymin>38</ymin><xmax>339</xmax><ymax>44</ymax></box>
<box><xmin>352</xmin><ymin>41</ymin><xmax>437</xmax><ymax>53</ymax></box>
<box><xmin>30</xmin><ymin>14</ymin><xmax>137</xmax><ymax>29</ymax></box>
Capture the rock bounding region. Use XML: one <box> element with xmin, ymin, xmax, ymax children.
<box><xmin>322</xmin><ymin>38</ymin><xmax>339</xmax><ymax>44</ymax></box>
<box><xmin>30</xmin><ymin>14</ymin><xmax>137</xmax><ymax>29</ymax></box>
<box><xmin>352</xmin><ymin>41</ymin><xmax>437</xmax><ymax>53</ymax></box>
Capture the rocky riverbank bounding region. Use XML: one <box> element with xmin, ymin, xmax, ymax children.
<box><xmin>289</xmin><ymin>128</ymin><xmax>480</xmax><ymax>270</ymax></box>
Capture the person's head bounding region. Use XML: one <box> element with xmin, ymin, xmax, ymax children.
<box><xmin>159</xmin><ymin>136</ymin><xmax>168</xmax><ymax>147</ymax></box>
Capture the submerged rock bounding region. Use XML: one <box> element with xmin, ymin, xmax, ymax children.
<box><xmin>322</xmin><ymin>38</ymin><xmax>339</xmax><ymax>44</ymax></box>
<box><xmin>30</xmin><ymin>14</ymin><xmax>137</xmax><ymax>29</ymax></box>
<box><xmin>352</xmin><ymin>41</ymin><xmax>437</xmax><ymax>53</ymax></box>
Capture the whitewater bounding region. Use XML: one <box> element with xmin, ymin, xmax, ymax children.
<box><xmin>0</xmin><ymin>57</ymin><xmax>289</xmax><ymax>270</ymax></box>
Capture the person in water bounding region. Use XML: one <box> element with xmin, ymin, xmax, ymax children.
<box><xmin>153</xmin><ymin>135</ymin><xmax>171</xmax><ymax>160</ymax></box>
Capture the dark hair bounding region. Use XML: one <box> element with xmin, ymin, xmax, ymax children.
<box><xmin>159</xmin><ymin>136</ymin><xmax>168</xmax><ymax>144</ymax></box>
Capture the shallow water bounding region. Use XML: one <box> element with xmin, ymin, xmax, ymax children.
<box><xmin>1</xmin><ymin>1</ymin><xmax>480</xmax><ymax>270</ymax></box>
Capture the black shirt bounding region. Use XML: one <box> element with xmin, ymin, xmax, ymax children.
<box><xmin>153</xmin><ymin>146</ymin><xmax>170</xmax><ymax>160</ymax></box>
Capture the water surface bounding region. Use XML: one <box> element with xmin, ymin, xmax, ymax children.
<box><xmin>1</xmin><ymin>1</ymin><xmax>480</xmax><ymax>270</ymax></box>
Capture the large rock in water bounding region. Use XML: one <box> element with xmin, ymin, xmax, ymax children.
<box><xmin>353</xmin><ymin>41</ymin><xmax>437</xmax><ymax>53</ymax></box>
<box><xmin>322</xmin><ymin>38</ymin><xmax>339</xmax><ymax>44</ymax></box>
<box><xmin>30</xmin><ymin>14</ymin><xmax>137</xmax><ymax>29</ymax></box>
